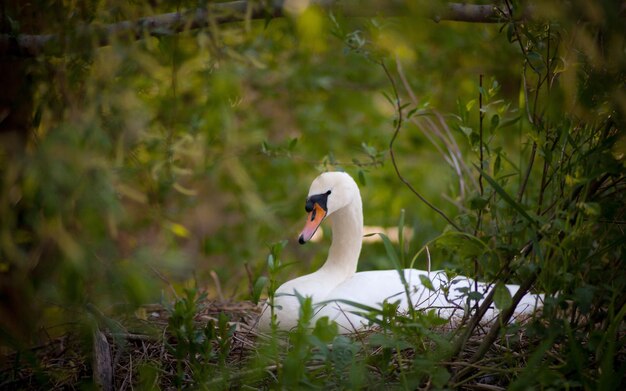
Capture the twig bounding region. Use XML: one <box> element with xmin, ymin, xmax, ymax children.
<box><xmin>203</xmin><ymin>364</ymin><xmax>280</xmax><ymax>387</ymax></box>
<box><xmin>150</xmin><ymin>265</ymin><xmax>180</xmax><ymax>299</ymax></box>
<box><xmin>478</xmin><ymin>74</ymin><xmax>485</xmax><ymax>197</ymax></box>
<box><xmin>210</xmin><ymin>270</ymin><xmax>225</xmax><ymax>301</ymax></box>
<box><xmin>381</xmin><ymin>60</ymin><xmax>462</xmax><ymax>232</ymax></box>
<box><xmin>450</xmin><ymin>283</ymin><xmax>498</xmax><ymax>358</ymax></box>
<box><xmin>470</xmin><ymin>272</ymin><xmax>538</xmax><ymax>363</ymax></box>
<box><xmin>462</xmin><ymin>383</ymin><xmax>506</xmax><ymax>391</ymax></box>
<box><xmin>1</xmin><ymin>2</ymin><xmax>525</xmax><ymax>57</ymax></box>
<box><xmin>442</xmin><ymin>360</ymin><xmax>518</xmax><ymax>373</ymax></box>
<box><xmin>108</xmin><ymin>333</ymin><xmax>155</xmax><ymax>341</ymax></box>
<box><xmin>474</xmin><ymin>74</ymin><xmax>485</xmax><ymax>310</ymax></box>
<box><xmin>452</xmin><ymin>270</ymin><xmax>540</xmax><ymax>383</ymax></box>
<box><xmin>517</xmin><ymin>141</ymin><xmax>537</xmax><ymax>203</ymax></box>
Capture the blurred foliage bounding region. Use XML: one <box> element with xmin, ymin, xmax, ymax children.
<box><xmin>0</xmin><ymin>0</ymin><xmax>625</xmax><ymax>389</ymax></box>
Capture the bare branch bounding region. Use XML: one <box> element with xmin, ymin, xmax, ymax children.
<box><xmin>0</xmin><ymin>1</ymin><xmax>517</xmax><ymax>57</ymax></box>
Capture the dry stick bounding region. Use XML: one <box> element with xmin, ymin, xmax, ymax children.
<box><xmin>210</xmin><ymin>270</ymin><xmax>224</xmax><ymax>301</ymax></box>
<box><xmin>93</xmin><ymin>328</ymin><xmax>113</xmax><ymax>391</ymax></box>
<box><xmin>150</xmin><ymin>265</ymin><xmax>180</xmax><ymax>300</ymax></box>
<box><xmin>451</xmin><ymin>271</ymin><xmax>539</xmax><ymax>383</ymax></box>
<box><xmin>1</xmin><ymin>2</ymin><xmax>521</xmax><ymax>57</ymax></box>
<box><xmin>0</xmin><ymin>5</ymin><xmax>260</xmax><ymax>57</ymax></box>
<box><xmin>381</xmin><ymin>60</ymin><xmax>462</xmax><ymax>232</ymax></box>
<box><xmin>449</xmin><ymin>282</ymin><xmax>498</xmax><ymax>358</ymax></box>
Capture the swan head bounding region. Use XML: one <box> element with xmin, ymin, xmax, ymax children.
<box><xmin>298</xmin><ymin>171</ymin><xmax>359</xmax><ymax>244</ymax></box>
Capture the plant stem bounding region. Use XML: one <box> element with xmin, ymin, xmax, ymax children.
<box><xmin>517</xmin><ymin>141</ymin><xmax>536</xmax><ymax>203</ymax></box>
<box><xmin>381</xmin><ymin>60</ymin><xmax>462</xmax><ymax>232</ymax></box>
<box><xmin>451</xmin><ymin>268</ymin><xmax>540</xmax><ymax>383</ymax></box>
<box><xmin>474</xmin><ymin>74</ymin><xmax>485</xmax><ymax>309</ymax></box>
<box><xmin>478</xmin><ymin>74</ymin><xmax>485</xmax><ymax>197</ymax></box>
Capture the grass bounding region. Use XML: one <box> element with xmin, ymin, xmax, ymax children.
<box><xmin>0</xmin><ymin>295</ymin><xmax>551</xmax><ymax>390</ymax></box>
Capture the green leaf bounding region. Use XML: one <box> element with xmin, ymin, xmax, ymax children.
<box><xmin>527</xmin><ymin>51</ymin><xmax>546</xmax><ymax>74</ymax></box>
<box><xmin>460</xmin><ymin>126</ymin><xmax>473</xmax><ymax>137</ymax></box>
<box><xmin>369</xmin><ymin>333</ymin><xmax>412</xmax><ymax>349</ymax></box>
<box><xmin>573</xmin><ymin>285</ymin><xmax>595</xmax><ymax>314</ymax></box>
<box><xmin>437</xmin><ymin>231</ymin><xmax>486</xmax><ymax>259</ymax></box>
<box><xmin>494</xmin><ymin>153</ymin><xmax>502</xmax><ymax>175</ymax></box>
<box><xmin>506</xmin><ymin>23</ymin><xmax>515</xmax><ymax>42</ymax></box>
<box><xmin>476</xmin><ymin>165</ymin><xmax>541</xmax><ymax>228</ymax></box>
<box><xmin>252</xmin><ymin>276</ymin><xmax>268</xmax><ymax>304</ymax></box>
<box><xmin>382</xmin><ymin>91</ymin><xmax>394</xmax><ymax>106</ymax></box>
<box><xmin>419</xmin><ymin>275</ymin><xmax>435</xmax><ymax>291</ymax></box>
<box><xmin>465</xmin><ymin>99</ymin><xmax>476</xmax><ymax>112</ymax></box>
<box><xmin>577</xmin><ymin>202</ymin><xmax>601</xmax><ymax>216</ymax></box>
<box><xmin>288</xmin><ymin>137</ymin><xmax>298</xmax><ymax>150</ymax></box>
<box><xmin>378</xmin><ymin>233</ymin><xmax>400</xmax><ymax>269</ymax></box>
<box><xmin>358</xmin><ymin>170</ymin><xmax>366</xmax><ymax>186</ymax></box>
<box><xmin>490</xmin><ymin>114</ymin><xmax>500</xmax><ymax>131</ymax></box>
<box><xmin>431</xmin><ymin>366</ymin><xmax>451</xmax><ymax>388</ymax></box>
<box><xmin>499</xmin><ymin>115</ymin><xmax>520</xmax><ymax>128</ymax></box>
<box><xmin>467</xmin><ymin>291</ymin><xmax>484</xmax><ymax>301</ymax></box>
<box><xmin>322</xmin><ymin>298</ymin><xmax>380</xmax><ymax>313</ymax></box>
<box><xmin>468</xmin><ymin>193</ymin><xmax>489</xmax><ymax>210</ymax></box>
<box><xmin>312</xmin><ymin>316</ymin><xmax>338</xmax><ymax>343</ymax></box>
<box><xmin>493</xmin><ymin>282</ymin><xmax>512</xmax><ymax>310</ymax></box>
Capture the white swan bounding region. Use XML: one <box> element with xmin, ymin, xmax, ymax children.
<box><xmin>258</xmin><ymin>172</ymin><xmax>542</xmax><ymax>333</ymax></box>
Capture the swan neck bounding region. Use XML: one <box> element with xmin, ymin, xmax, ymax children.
<box><xmin>322</xmin><ymin>196</ymin><xmax>363</xmax><ymax>277</ymax></box>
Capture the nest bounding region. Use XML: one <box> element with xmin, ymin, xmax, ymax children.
<box><xmin>2</xmin><ymin>298</ymin><xmax>621</xmax><ymax>390</ymax></box>
<box><xmin>0</xmin><ymin>300</ymin><xmax>263</xmax><ymax>390</ymax></box>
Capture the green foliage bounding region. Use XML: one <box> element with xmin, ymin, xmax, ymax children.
<box><xmin>166</xmin><ymin>288</ymin><xmax>235</xmax><ymax>387</ymax></box>
<box><xmin>1</xmin><ymin>0</ymin><xmax>624</xmax><ymax>389</ymax></box>
<box><xmin>167</xmin><ymin>289</ymin><xmax>209</xmax><ymax>386</ymax></box>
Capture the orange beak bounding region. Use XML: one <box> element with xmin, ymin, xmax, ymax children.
<box><xmin>298</xmin><ymin>203</ymin><xmax>327</xmax><ymax>244</ymax></box>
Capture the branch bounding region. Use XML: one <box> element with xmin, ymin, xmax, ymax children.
<box><xmin>382</xmin><ymin>60</ymin><xmax>463</xmax><ymax>232</ymax></box>
<box><xmin>1</xmin><ymin>1</ymin><xmax>517</xmax><ymax>57</ymax></box>
<box><xmin>434</xmin><ymin>3</ymin><xmax>507</xmax><ymax>23</ymax></box>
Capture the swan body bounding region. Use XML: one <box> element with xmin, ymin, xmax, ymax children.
<box><xmin>258</xmin><ymin>172</ymin><xmax>542</xmax><ymax>333</ymax></box>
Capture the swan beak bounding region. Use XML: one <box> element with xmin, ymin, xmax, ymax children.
<box><xmin>298</xmin><ymin>203</ymin><xmax>327</xmax><ymax>244</ymax></box>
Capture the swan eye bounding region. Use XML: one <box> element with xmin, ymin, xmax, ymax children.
<box><xmin>304</xmin><ymin>191</ymin><xmax>330</xmax><ymax>213</ymax></box>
